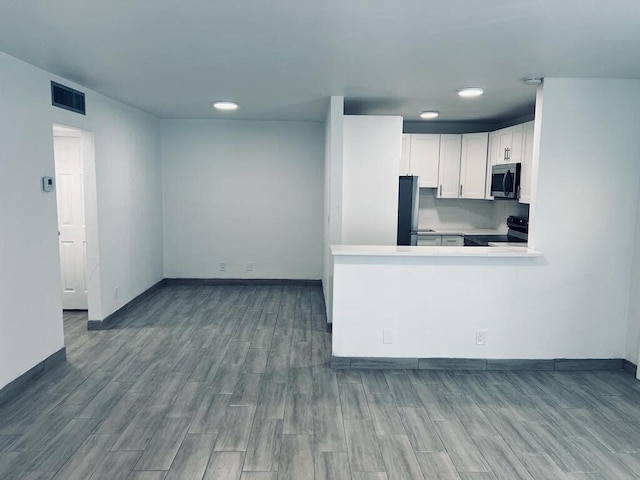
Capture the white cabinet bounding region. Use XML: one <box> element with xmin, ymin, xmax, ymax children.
<box><xmin>403</xmin><ymin>121</ymin><xmax>532</xmax><ymax>203</ymax></box>
<box><xmin>437</xmin><ymin>134</ymin><xmax>463</xmax><ymax>198</ymax></box>
<box><xmin>459</xmin><ymin>132</ymin><xmax>488</xmax><ymax>199</ymax></box>
<box><xmin>409</xmin><ymin>134</ymin><xmax>440</xmax><ymax>188</ymax></box>
<box><xmin>485</xmin><ymin>122</ymin><xmax>529</xmax><ymax>199</ymax></box>
<box><xmin>519</xmin><ymin>121</ymin><xmax>535</xmax><ymax>204</ymax></box>
<box><xmin>417</xmin><ymin>236</ymin><xmax>442</xmax><ymax>246</ymax></box>
<box><xmin>493</xmin><ymin>124</ymin><xmax>523</xmax><ymax>164</ymax></box>
<box><xmin>401</xmin><ymin>133</ymin><xmax>440</xmax><ymax>187</ymax></box>
<box><xmin>437</xmin><ymin>133</ymin><xmax>487</xmax><ymax>200</ymax></box>
<box><xmin>416</xmin><ymin>235</ymin><xmax>463</xmax><ymax>246</ymax></box>
<box><xmin>441</xmin><ymin>235</ymin><xmax>463</xmax><ymax>246</ymax></box>
<box><xmin>484</xmin><ymin>131</ymin><xmax>498</xmax><ymax>199</ymax></box>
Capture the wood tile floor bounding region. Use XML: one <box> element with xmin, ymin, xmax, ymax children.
<box><xmin>2</xmin><ymin>284</ymin><xmax>640</xmax><ymax>479</ymax></box>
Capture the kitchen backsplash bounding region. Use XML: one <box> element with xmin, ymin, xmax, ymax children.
<box><xmin>418</xmin><ymin>189</ymin><xmax>529</xmax><ymax>231</ymax></box>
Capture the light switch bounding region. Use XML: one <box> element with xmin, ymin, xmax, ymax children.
<box><xmin>42</xmin><ymin>176</ymin><xmax>55</xmax><ymax>193</ymax></box>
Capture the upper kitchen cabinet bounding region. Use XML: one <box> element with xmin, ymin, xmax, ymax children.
<box><xmin>519</xmin><ymin>121</ymin><xmax>535</xmax><ymax>204</ymax></box>
<box><xmin>409</xmin><ymin>134</ymin><xmax>440</xmax><ymax>188</ymax></box>
<box><xmin>437</xmin><ymin>134</ymin><xmax>463</xmax><ymax>198</ymax></box>
<box><xmin>437</xmin><ymin>133</ymin><xmax>488</xmax><ymax>199</ymax></box>
<box><xmin>493</xmin><ymin>123</ymin><xmax>523</xmax><ymax>164</ymax></box>
<box><xmin>459</xmin><ymin>132</ymin><xmax>488</xmax><ymax>199</ymax></box>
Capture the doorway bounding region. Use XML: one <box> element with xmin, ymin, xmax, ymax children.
<box><xmin>52</xmin><ymin>125</ymin><xmax>100</xmax><ymax>319</ymax></box>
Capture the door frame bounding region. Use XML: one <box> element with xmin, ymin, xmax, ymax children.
<box><xmin>52</xmin><ymin>124</ymin><xmax>102</xmax><ymax>321</ymax></box>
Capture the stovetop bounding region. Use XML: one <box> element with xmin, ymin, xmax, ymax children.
<box><xmin>463</xmin><ymin>234</ymin><xmax>527</xmax><ymax>247</ymax></box>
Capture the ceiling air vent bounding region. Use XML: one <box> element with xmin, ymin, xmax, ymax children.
<box><xmin>51</xmin><ymin>81</ymin><xmax>85</xmax><ymax>115</ymax></box>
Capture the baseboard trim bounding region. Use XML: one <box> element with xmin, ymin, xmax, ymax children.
<box><xmin>0</xmin><ymin>347</ymin><xmax>66</xmax><ymax>407</ymax></box>
<box><xmin>623</xmin><ymin>359</ymin><xmax>638</xmax><ymax>376</ymax></box>
<box><xmin>88</xmin><ymin>279</ymin><xmax>165</xmax><ymax>331</ymax></box>
<box><xmin>331</xmin><ymin>356</ymin><xmax>628</xmax><ymax>372</ymax></box>
<box><xmin>165</xmin><ymin>278</ymin><xmax>322</xmax><ymax>287</ymax></box>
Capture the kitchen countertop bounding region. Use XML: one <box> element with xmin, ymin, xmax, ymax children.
<box><xmin>487</xmin><ymin>242</ymin><xmax>528</xmax><ymax>247</ymax></box>
<box><xmin>331</xmin><ymin>245</ymin><xmax>542</xmax><ymax>258</ymax></box>
<box><xmin>413</xmin><ymin>228</ymin><xmax>505</xmax><ymax>236</ymax></box>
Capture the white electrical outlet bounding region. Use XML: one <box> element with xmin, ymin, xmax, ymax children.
<box><xmin>246</xmin><ymin>262</ymin><xmax>253</xmax><ymax>272</ymax></box>
<box><xmin>220</xmin><ymin>262</ymin><xmax>227</xmax><ymax>272</ymax></box>
<box><xmin>383</xmin><ymin>329</ymin><xmax>393</xmax><ymax>344</ymax></box>
<box><xmin>114</xmin><ymin>287</ymin><xmax>119</xmax><ymax>300</ymax></box>
<box><xmin>476</xmin><ymin>330</ymin><xmax>486</xmax><ymax>345</ymax></box>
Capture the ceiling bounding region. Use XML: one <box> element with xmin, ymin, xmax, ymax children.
<box><xmin>1</xmin><ymin>0</ymin><xmax>639</xmax><ymax>123</ymax></box>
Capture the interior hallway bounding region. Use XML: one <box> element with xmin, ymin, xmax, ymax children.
<box><xmin>1</xmin><ymin>284</ymin><xmax>640</xmax><ymax>479</ymax></box>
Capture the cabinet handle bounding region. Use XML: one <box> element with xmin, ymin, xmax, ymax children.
<box><xmin>439</xmin><ymin>185</ymin><xmax>442</xmax><ymax>196</ymax></box>
<box><xmin>460</xmin><ymin>184</ymin><xmax>463</xmax><ymax>196</ymax></box>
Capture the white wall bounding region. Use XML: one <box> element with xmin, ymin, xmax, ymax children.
<box><xmin>626</xmin><ymin>177</ymin><xmax>640</xmax><ymax>366</ymax></box>
<box><xmin>418</xmin><ymin>190</ymin><xmax>529</xmax><ymax>231</ymax></box>
<box><xmin>0</xmin><ymin>51</ymin><xmax>163</xmax><ymax>389</ymax></box>
<box><xmin>86</xmin><ymin>90</ymin><xmax>163</xmax><ymax>320</ymax></box>
<box><xmin>161</xmin><ymin>119</ymin><xmax>323</xmax><ymax>280</ymax></box>
<box><xmin>323</xmin><ymin>96</ymin><xmax>344</xmax><ymax>321</ymax></box>
<box><xmin>341</xmin><ymin>115</ymin><xmax>403</xmax><ymax>245</ymax></box>
<box><xmin>333</xmin><ymin>78</ymin><xmax>640</xmax><ymax>360</ymax></box>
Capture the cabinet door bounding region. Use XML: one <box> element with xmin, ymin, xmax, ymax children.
<box><xmin>441</xmin><ymin>235</ymin><xmax>463</xmax><ymax>246</ymax></box>
<box><xmin>400</xmin><ymin>134</ymin><xmax>411</xmax><ymax>176</ymax></box>
<box><xmin>509</xmin><ymin>124</ymin><xmax>524</xmax><ymax>164</ymax></box>
<box><xmin>485</xmin><ymin>131</ymin><xmax>499</xmax><ymax>199</ymax></box>
<box><xmin>460</xmin><ymin>132</ymin><xmax>488</xmax><ymax>199</ymax></box>
<box><xmin>496</xmin><ymin>128</ymin><xmax>512</xmax><ymax>164</ymax></box>
<box><xmin>494</xmin><ymin>124</ymin><xmax>524</xmax><ymax>164</ymax></box>
<box><xmin>437</xmin><ymin>134</ymin><xmax>462</xmax><ymax>198</ymax></box>
<box><xmin>417</xmin><ymin>236</ymin><xmax>442</xmax><ymax>246</ymax></box>
<box><xmin>410</xmin><ymin>134</ymin><xmax>440</xmax><ymax>188</ymax></box>
<box><xmin>519</xmin><ymin>122</ymin><xmax>535</xmax><ymax>204</ymax></box>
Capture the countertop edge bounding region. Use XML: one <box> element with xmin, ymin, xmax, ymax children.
<box><xmin>331</xmin><ymin>245</ymin><xmax>543</xmax><ymax>258</ymax></box>
<box><xmin>412</xmin><ymin>229</ymin><xmax>507</xmax><ymax>236</ymax></box>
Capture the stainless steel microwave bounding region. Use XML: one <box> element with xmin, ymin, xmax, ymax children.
<box><xmin>491</xmin><ymin>163</ymin><xmax>521</xmax><ymax>199</ymax></box>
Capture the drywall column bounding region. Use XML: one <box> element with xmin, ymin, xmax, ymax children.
<box><xmin>341</xmin><ymin>115</ymin><xmax>403</xmax><ymax>245</ymax></box>
<box><xmin>323</xmin><ymin>96</ymin><xmax>344</xmax><ymax>322</ymax></box>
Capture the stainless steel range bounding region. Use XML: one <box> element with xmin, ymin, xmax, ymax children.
<box><xmin>463</xmin><ymin>216</ymin><xmax>528</xmax><ymax>246</ymax></box>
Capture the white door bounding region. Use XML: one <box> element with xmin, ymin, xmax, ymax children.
<box><xmin>54</xmin><ymin>134</ymin><xmax>88</xmax><ymax>309</ymax></box>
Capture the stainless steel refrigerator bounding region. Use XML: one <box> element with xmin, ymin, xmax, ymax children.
<box><xmin>397</xmin><ymin>176</ymin><xmax>419</xmax><ymax>245</ymax></box>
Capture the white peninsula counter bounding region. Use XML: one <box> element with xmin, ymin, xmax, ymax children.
<box><xmin>332</xmin><ymin>245</ymin><xmax>542</xmax><ymax>258</ymax></box>
<box><xmin>330</xmin><ymin>244</ymin><xmax>546</xmax><ymax>366</ymax></box>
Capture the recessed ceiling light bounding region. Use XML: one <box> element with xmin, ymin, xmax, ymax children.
<box><xmin>420</xmin><ymin>111</ymin><xmax>439</xmax><ymax>120</ymax></box>
<box><xmin>213</xmin><ymin>101</ymin><xmax>239</xmax><ymax>111</ymax></box>
<box><xmin>457</xmin><ymin>87</ymin><xmax>484</xmax><ymax>98</ymax></box>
